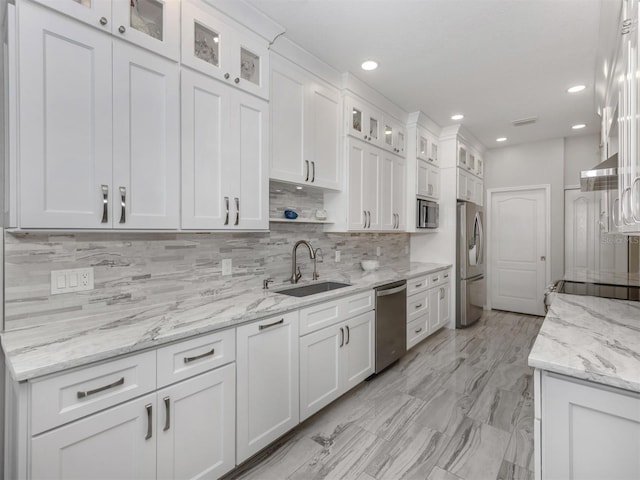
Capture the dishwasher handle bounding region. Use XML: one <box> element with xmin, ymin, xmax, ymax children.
<box><xmin>376</xmin><ymin>284</ymin><xmax>407</xmax><ymax>297</ymax></box>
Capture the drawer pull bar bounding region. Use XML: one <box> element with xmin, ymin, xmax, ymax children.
<box><xmin>183</xmin><ymin>348</ymin><xmax>215</xmax><ymax>364</ymax></box>
<box><xmin>415</xmin><ymin>328</ymin><xmax>423</xmax><ymax>334</ymax></box>
<box><xmin>415</xmin><ymin>304</ymin><xmax>422</xmax><ymax>309</ymax></box>
<box><xmin>163</xmin><ymin>396</ymin><xmax>171</xmax><ymax>431</ymax></box>
<box><xmin>414</xmin><ymin>283</ymin><xmax>422</xmax><ymax>288</ymax></box>
<box><xmin>77</xmin><ymin>377</ymin><xmax>125</xmax><ymax>399</ymax></box>
<box><xmin>259</xmin><ymin>318</ymin><xmax>284</xmax><ymax>331</ymax></box>
<box><xmin>345</xmin><ymin>325</ymin><xmax>350</xmax><ymax>345</ymax></box>
<box><xmin>145</xmin><ymin>404</ymin><xmax>153</xmax><ymax>440</ymax></box>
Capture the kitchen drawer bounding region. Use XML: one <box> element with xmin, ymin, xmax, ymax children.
<box><xmin>428</xmin><ymin>269</ymin><xmax>451</xmax><ymax>288</ymax></box>
<box><xmin>407</xmin><ymin>292</ymin><xmax>428</xmax><ymax>323</ymax></box>
<box><xmin>299</xmin><ymin>290</ymin><xmax>374</xmax><ymax>336</ymax></box>
<box><xmin>157</xmin><ymin>328</ymin><xmax>235</xmax><ymax>388</ymax></box>
<box><xmin>407</xmin><ymin>276</ymin><xmax>428</xmax><ymax>296</ymax></box>
<box><xmin>31</xmin><ymin>350</ymin><xmax>156</xmax><ymax>435</ymax></box>
<box><xmin>407</xmin><ymin>315</ymin><xmax>428</xmax><ymax>350</ymax></box>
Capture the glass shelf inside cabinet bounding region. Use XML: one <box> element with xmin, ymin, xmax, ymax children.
<box><xmin>352</xmin><ymin>108</ymin><xmax>362</xmax><ymax>133</ymax></box>
<box><xmin>384</xmin><ymin>125</ymin><xmax>393</xmax><ymax>146</ymax></box>
<box><xmin>240</xmin><ymin>48</ymin><xmax>260</xmax><ymax>85</ymax></box>
<box><xmin>369</xmin><ymin>116</ymin><xmax>378</xmax><ymax>140</ymax></box>
<box><xmin>431</xmin><ymin>144</ymin><xmax>438</xmax><ymax>162</ymax></box>
<box><xmin>130</xmin><ymin>0</ymin><xmax>163</xmax><ymax>41</ymax></box>
<box><xmin>194</xmin><ymin>22</ymin><xmax>220</xmax><ymax>66</ymax></box>
<box><xmin>419</xmin><ymin>136</ymin><xmax>427</xmax><ymax>157</ymax></box>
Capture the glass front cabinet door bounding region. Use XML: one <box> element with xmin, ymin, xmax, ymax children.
<box><xmin>181</xmin><ymin>1</ymin><xmax>269</xmax><ymax>99</ymax></box>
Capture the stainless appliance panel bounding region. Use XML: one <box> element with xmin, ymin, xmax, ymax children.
<box><xmin>457</xmin><ymin>202</ymin><xmax>484</xmax><ymax>280</ymax></box>
<box><xmin>457</xmin><ymin>275</ymin><xmax>485</xmax><ymax>328</ymax></box>
<box><xmin>416</xmin><ymin>199</ymin><xmax>439</xmax><ymax>229</ymax></box>
<box><xmin>374</xmin><ymin>281</ymin><xmax>407</xmax><ymax>373</ymax></box>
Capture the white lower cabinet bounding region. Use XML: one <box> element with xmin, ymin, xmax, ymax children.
<box><xmin>299</xmin><ymin>310</ymin><xmax>375</xmax><ymax>421</ymax></box>
<box><xmin>429</xmin><ymin>282</ymin><xmax>451</xmax><ymax>333</ymax></box>
<box><xmin>156</xmin><ymin>365</ymin><xmax>236</xmax><ymax>480</ymax></box>
<box><xmin>406</xmin><ymin>270</ymin><xmax>451</xmax><ymax>351</ymax></box>
<box><xmin>539</xmin><ymin>371</ymin><xmax>640</xmax><ymax>480</ymax></box>
<box><xmin>236</xmin><ymin>312</ymin><xmax>299</xmax><ymax>463</ymax></box>
<box><xmin>31</xmin><ymin>393</ymin><xmax>158</xmax><ymax>480</ymax></box>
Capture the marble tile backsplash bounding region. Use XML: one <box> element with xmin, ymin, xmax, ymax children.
<box><xmin>4</xmin><ymin>223</ymin><xmax>409</xmax><ymax>331</ymax></box>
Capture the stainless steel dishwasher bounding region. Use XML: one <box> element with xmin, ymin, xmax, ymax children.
<box><xmin>374</xmin><ymin>280</ymin><xmax>407</xmax><ymax>373</ymax></box>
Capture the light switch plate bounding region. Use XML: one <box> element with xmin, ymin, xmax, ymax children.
<box><xmin>51</xmin><ymin>268</ymin><xmax>94</xmax><ymax>295</ymax></box>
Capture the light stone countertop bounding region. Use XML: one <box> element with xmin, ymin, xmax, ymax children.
<box><xmin>563</xmin><ymin>268</ymin><xmax>640</xmax><ymax>287</ymax></box>
<box><xmin>1</xmin><ymin>262</ymin><xmax>450</xmax><ymax>382</ymax></box>
<box><xmin>528</xmin><ymin>293</ymin><xmax>640</xmax><ymax>393</ymax></box>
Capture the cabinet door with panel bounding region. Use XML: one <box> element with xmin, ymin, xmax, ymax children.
<box><xmin>299</xmin><ymin>323</ymin><xmax>343</xmax><ymax>421</ymax></box>
<box><xmin>347</xmin><ymin>97</ymin><xmax>382</xmax><ymax>146</ymax></box>
<box><xmin>157</xmin><ymin>364</ymin><xmax>236</xmax><ymax>480</ymax></box>
<box><xmin>393</xmin><ymin>156</ymin><xmax>407</xmax><ymax>230</ymax></box>
<box><xmin>181</xmin><ymin>0</ymin><xmax>269</xmax><ymax>99</ymax></box>
<box><xmin>342</xmin><ymin>311</ymin><xmax>375</xmax><ymax>390</ymax></box>
<box><xmin>17</xmin><ymin>2</ymin><xmax>113</xmax><ymax>228</ymax></box>
<box><xmin>31</xmin><ymin>393</ymin><xmax>157</xmax><ymax>480</ymax></box>
<box><xmin>236</xmin><ymin>312</ymin><xmax>299</xmax><ymax>463</ymax></box>
<box><xmin>380</xmin><ymin>153</ymin><xmax>395</xmax><ymax>231</ymax></box>
<box><xmin>112</xmin><ymin>40</ymin><xmax>180</xmax><ymax>229</ymax></box>
<box><xmin>436</xmin><ymin>283</ymin><xmax>451</xmax><ymax>331</ymax></box>
<box><xmin>30</xmin><ymin>0</ymin><xmax>111</xmax><ymax>32</ymax></box>
<box><xmin>348</xmin><ymin>139</ymin><xmax>380</xmax><ymax>231</ymax></box>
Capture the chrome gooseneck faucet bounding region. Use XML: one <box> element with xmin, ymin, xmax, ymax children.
<box><xmin>291</xmin><ymin>240</ymin><xmax>316</xmax><ymax>284</ymax></box>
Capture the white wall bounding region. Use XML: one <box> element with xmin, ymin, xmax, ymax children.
<box><xmin>564</xmin><ymin>134</ymin><xmax>601</xmax><ymax>188</ymax></box>
<box><xmin>485</xmin><ymin>138</ymin><xmax>565</xmax><ymax>283</ymax></box>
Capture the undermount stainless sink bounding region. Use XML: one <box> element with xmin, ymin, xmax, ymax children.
<box><xmin>275</xmin><ymin>281</ymin><xmax>351</xmax><ymax>297</ymax></box>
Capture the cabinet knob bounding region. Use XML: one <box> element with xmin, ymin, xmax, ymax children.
<box><xmin>118</xmin><ymin>25</ymin><xmax>126</xmax><ymax>34</ymax></box>
<box><xmin>224</xmin><ymin>73</ymin><xmax>230</xmax><ymax>79</ymax></box>
<box><xmin>234</xmin><ymin>77</ymin><xmax>240</xmax><ymax>84</ymax></box>
<box><xmin>99</xmin><ymin>17</ymin><xmax>108</xmax><ymax>26</ymax></box>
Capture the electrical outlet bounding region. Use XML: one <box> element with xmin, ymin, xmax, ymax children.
<box><xmin>222</xmin><ymin>258</ymin><xmax>232</xmax><ymax>275</ymax></box>
<box><xmin>335</xmin><ymin>250</ymin><xmax>341</xmax><ymax>262</ymax></box>
<box><xmin>376</xmin><ymin>246</ymin><xmax>381</xmax><ymax>256</ymax></box>
<box><xmin>51</xmin><ymin>268</ymin><xmax>94</xmax><ymax>295</ymax></box>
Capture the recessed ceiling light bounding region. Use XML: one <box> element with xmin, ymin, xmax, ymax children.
<box><xmin>361</xmin><ymin>60</ymin><xmax>378</xmax><ymax>71</ymax></box>
<box><xmin>451</xmin><ymin>114</ymin><xmax>464</xmax><ymax>121</ymax></box>
<box><xmin>496</xmin><ymin>137</ymin><xmax>507</xmax><ymax>142</ymax></box>
<box><xmin>567</xmin><ymin>85</ymin><xmax>586</xmax><ymax>93</ymax></box>
<box><xmin>572</xmin><ymin>123</ymin><xmax>586</xmax><ymax>130</ymax></box>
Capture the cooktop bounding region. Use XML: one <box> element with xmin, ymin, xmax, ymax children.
<box><xmin>557</xmin><ymin>280</ymin><xmax>640</xmax><ymax>301</ymax></box>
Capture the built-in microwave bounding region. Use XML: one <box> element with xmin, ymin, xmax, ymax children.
<box><xmin>417</xmin><ymin>198</ymin><xmax>439</xmax><ymax>229</ymax></box>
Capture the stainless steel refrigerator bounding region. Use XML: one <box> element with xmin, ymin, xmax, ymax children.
<box><xmin>456</xmin><ymin>201</ymin><xmax>486</xmax><ymax>328</ymax></box>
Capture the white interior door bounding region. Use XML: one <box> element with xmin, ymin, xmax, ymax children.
<box><xmin>490</xmin><ymin>187</ymin><xmax>548</xmax><ymax>316</ymax></box>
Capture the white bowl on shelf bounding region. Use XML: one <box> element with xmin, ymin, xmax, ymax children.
<box><xmin>360</xmin><ymin>260</ymin><xmax>379</xmax><ymax>271</ymax></box>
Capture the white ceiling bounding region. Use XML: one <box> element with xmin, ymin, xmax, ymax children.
<box><xmin>246</xmin><ymin>0</ymin><xmax>606</xmax><ymax>149</ymax></box>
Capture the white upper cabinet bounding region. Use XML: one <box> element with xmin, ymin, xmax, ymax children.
<box><xmin>347</xmin><ymin>138</ymin><xmax>381</xmax><ymax>231</ymax></box>
<box><xmin>417</xmin><ymin>159</ymin><xmax>440</xmax><ymax>200</ymax></box>
<box><xmin>382</xmin><ymin>120</ymin><xmax>407</xmax><ymax>157</ymax></box>
<box><xmin>181</xmin><ymin>0</ymin><xmax>269</xmax><ymax>99</ymax></box>
<box><xmin>17</xmin><ymin>2</ymin><xmax>180</xmax><ymax>229</ymax></box>
<box><xmin>181</xmin><ymin>69</ymin><xmax>268</xmax><ymax>230</ymax></box>
<box><xmin>417</xmin><ymin>127</ymin><xmax>438</xmax><ymax>165</ymax></box>
<box><xmin>270</xmin><ymin>56</ymin><xmax>341</xmax><ymax>190</ymax></box>
<box><xmin>393</xmin><ymin>155</ymin><xmax>407</xmax><ymax>230</ymax></box>
<box><xmin>112</xmin><ymin>41</ymin><xmax>180</xmax><ymax>229</ymax></box>
<box><xmin>32</xmin><ymin>0</ymin><xmax>180</xmax><ymax>60</ymax></box>
<box><xmin>346</xmin><ymin>96</ymin><xmax>383</xmax><ymax>146</ymax></box>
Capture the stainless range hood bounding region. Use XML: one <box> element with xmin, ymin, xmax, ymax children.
<box><xmin>580</xmin><ymin>154</ymin><xmax>618</xmax><ymax>192</ymax></box>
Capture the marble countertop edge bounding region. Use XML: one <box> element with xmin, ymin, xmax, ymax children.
<box><xmin>2</xmin><ymin>262</ymin><xmax>452</xmax><ymax>382</ymax></box>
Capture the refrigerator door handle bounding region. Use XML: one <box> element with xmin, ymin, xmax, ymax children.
<box><xmin>476</xmin><ymin>213</ymin><xmax>484</xmax><ymax>265</ymax></box>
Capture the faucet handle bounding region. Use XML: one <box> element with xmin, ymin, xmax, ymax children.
<box><xmin>295</xmin><ymin>266</ymin><xmax>302</xmax><ymax>282</ymax></box>
<box><xmin>263</xmin><ymin>278</ymin><xmax>274</xmax><ymax>290</ymax></box>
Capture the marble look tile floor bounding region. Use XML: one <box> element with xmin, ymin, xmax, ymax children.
<box><xmin>225</xmin><ymin>310</ymin><xmax>544</xmax><ymax>480</ymax></box>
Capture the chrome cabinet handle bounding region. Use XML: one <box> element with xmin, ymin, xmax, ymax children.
<box><xmin>415</xmin><ymin>304</ymin><xmax>422</xmax><ymax>309</ymax></box>
<box><xmin>118</xmin><ymin>25</ymin><xmax>126</xmax><ymax>34</ymax></box>
<box><xmin>184</xmin><ymin>348</ymin><xmax>215</xmax><ymax>364</ymax></box>
<box><xmin>440</xmin><ymin>287</ymin><xmax>445</xmax><ymax>300</ymax></box>
<box><xmin>367</xmin><ymin>211</ymin><xmax>371</xmax><ymax>228</ymax></box>
<box><xmin>415</xmin><ymin>328</ymin><xmax>423</xmax><ymax>334</ymax></box>
<box><xmin>234</xmin><ymin>77</ymin><xmax>240</xmax><ymax>84</ymax></box>
<box><xmin>631</xmin><ymin>177</ymin><xmax>640</xmax><ymax>222</ymax></box>
<box><xmin>119</xmin><ymin>187</ymin><xmax>126</xmax><ymax>224</ymax></box>
<box><xmin>363</xmin><ymin>211</ymin><xmax>367</xmax><ymax>229</ymax></box>
<box><xmin>311</xmin><ymin>161</ymin><xmax>315</xmax><ymax>182</ymax></box>
<box><xmin>259</xmin><ymin>318</ymin><xmax>284</xmax><ymax>331</ymax></box>
<box><xmin>444</xmin><ymin>273</ymin><xmax>449</xmax><ymax>279</ymax></box>
<box><xmin>339</xmin><ymin>327</ymin><xmax>344</xmax><ymax>347</ymax></box>
<box><xmin>224</xmin><ymin>196</ymin><xmax>229</xmax><ymax>225</ymax></box>
<box><xmin>305</xmin><ymin>160</ymin><xmax>310</xmax><ymax>182</ymax></box>
<box><xmin>432</xmin><ymin>276</ymin><xmax>439</xmax><ymax>282</ymax></box>
<box><xmin>99</xmin><ymin>17</ymin><xmax>108</xmax><ymax>26</ymax></box>
<box><xmin>623</xmin><ymin>18</ymin><xmax>633</xmax><ymax>27</ymax></box>
<box><xmin>345</xmin><ymin>326</ymin><xmax>350</xmax><ymax>345</ymax></box>
<box><xmin>101</xmin><ymin>185</ymin><xmax>109</xmax><ymax>223</ymax></box>
<box><xmin>163</xmin><ymin>396</ymin><xmax>170</xmax><ymax>431</ymax></box>
<box><xmin>414</xmin><ymin>283</ymin><xmax>422</xmax><ymax>288</ymax></box>
<box><xmin>234</xmin><ymin>197</ymin><xmax>239</xmax><ymax>226</ymax></box>
<box><xmin>622</xmin><ymin>187</ymin><xmax>632</xmax><ymax>224</ymax></box>
<box><xmin>145</xmin><ymin>404</ymin><xmax>153</xmax><ymax>440</ymax></box>
<box><xmin>77</xmin><ymin>376</ymin><xmax>124</xmax><ymax>399</ymax></box>
<box><xmin>224</xmin><ymin>73</ymin><xmax>230</xmax><ymax>79</ymax></box>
